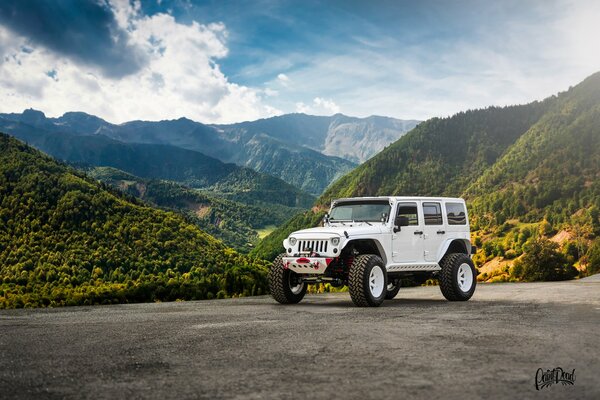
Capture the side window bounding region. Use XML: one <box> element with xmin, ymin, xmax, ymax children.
<box><xmin>396</xmin><ymin>202</ymin><xmax>418</xmax><ymax>226</ymax></box>
<box><xmin>446</xmin><ymin>202</ymin><xmax>467</xmax><ymax>225</ymax></box>
<box><xmin>423</xmin><ymin>202</ymin><xmax>443</xmax><ymax>225</ymax></box>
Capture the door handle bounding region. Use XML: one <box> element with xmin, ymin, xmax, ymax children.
<box><xmin>414</xmin><ymin>231</ymin><xmax>423</xmax><ymax>235</ymax></box>
<box><xmin>437</xmin><ymin>230</ymin><xmax>445</xmax><ymax>234</ymax></box>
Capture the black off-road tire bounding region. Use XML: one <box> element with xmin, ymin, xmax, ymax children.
<box><xmin>385</xmin><ymin>278</ymin><xmax>401</xmax><ymax>300</ymax></box>
<box><xmin>348</xmin><ymin>254</ymin><xmax>387</xmax><ymax>307</ymax></box>
<box><xmin>268</xmin><ymin>253</ymin><xmax>307</xmax><ymax>304</ymax></box>
<box><xmin>439</xmin><ymin>253</ymin><xmax>476</xmax><ymax>301</ymax></box>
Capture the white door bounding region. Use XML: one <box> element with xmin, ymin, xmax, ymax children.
<box><xmin>421</xmin><ymin>201</ymin><xmax>445</xmax><ymax>262</ymax></box>
<box><xmin>391</xmin><ymin>202</ymin><xmax>424</xmax><ymax>263</ymax></box>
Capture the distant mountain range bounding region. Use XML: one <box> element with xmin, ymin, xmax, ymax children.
<box><xmin>0</xmin><ymin>118</ymin><xmax>314</xmax><ymax>209</ymax></box>
<box><xmin>0</xmin><ymin>110</ymin><xmax>418</xmax><ymax>194</ymax></box>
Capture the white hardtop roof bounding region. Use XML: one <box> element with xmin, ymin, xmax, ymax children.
<box><xmin>332</xmin><ymin>196</ymin><xmax>465</xmax><ymax>203</ymax></box>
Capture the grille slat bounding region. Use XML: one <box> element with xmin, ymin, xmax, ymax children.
<box><xmin>297</xmin><ymin>239</ymin><xmax>329</xmax><ymax>254</ymax></box>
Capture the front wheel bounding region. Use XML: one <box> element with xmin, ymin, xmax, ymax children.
<box><xmin>349</xmin><ymin>254</ymin><xmax>387</xmax><ymax>307</ymax></box>
<box><xmin>439</xmin><ymin>253</ymin><xmax>476</xmax><ymax>301</ymax></box>
<box><xmin>268</xmin><ymin>254</ymin><xmax>307</xmax><ymax>304</ymax></box>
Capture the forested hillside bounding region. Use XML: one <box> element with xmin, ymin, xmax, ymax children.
<box><xmin>256</xmin><ymin>72</ymin><xmax>600</xmax><ymax>280</ymax></box>
<box><xmin>464</xmin><ymin>73</ymin><xmax>600</xmax><ymax>280</ymax></box>
<box><xmin>319</xmin><ymin>99</ymin><xmax>554</xmax><ymax>202</ymax></box>
<box><xmin>89</xmin><ymin>167</ymin><xmax>301</xmax><ymax>253</ymax></box>
<box><xmin>0</xmin><ymin>134</ymin><xmax>269</xmax><ymax>308</ymax></box>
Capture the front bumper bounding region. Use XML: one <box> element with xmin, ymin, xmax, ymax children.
<box><xmin>283</xmin><ymin>257</ymin><xmax>333</xmax><ymax>274</ymax></box>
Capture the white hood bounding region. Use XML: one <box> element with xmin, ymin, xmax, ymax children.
<box><xmin>291</xmin><ymin>223</ymin><xmax>386</xmax><ymax>238</ymax></box>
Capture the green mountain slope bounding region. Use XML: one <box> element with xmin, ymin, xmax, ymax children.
<box><xmin>88</xmin><ymin>166</ymin><xmax>302</xmax><ymax>253</ymax></box>
<box><xmin>466</xmin><ymin>73</ymin><xmax>600</xmax><ymax>224</ymax></box>
<box><xmin>0</xmin><ymin>134</ymin><xmax>269</xmax><ymax>308</ymax></box>
<box><xmin>319</xmin><ymin>100</ymin><xmax>554</xmax><ymax>202</ymax></box>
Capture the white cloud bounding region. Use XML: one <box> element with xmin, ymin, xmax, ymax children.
<box><xmin>295</xmin><ymin>97</ymin><xmax>340</xmax><ymax>115</ymax></box>
<box><xmin>277</xmin><ymin>73</ymin><xmax>290</xmax><ymax>86</ymax></box>
<box><xmin>0</xmin><ymin>1</ymin><xmax>281</xmax><ymax>124</ymax></box>
<box><xmin>270</xmin><ymin>0</ymin><xmax>600</xmax><ymax>121</ymax></box>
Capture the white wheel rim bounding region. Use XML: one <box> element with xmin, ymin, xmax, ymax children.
<box><xmin>289</xmin><ymin>274</ymin><xmax>304</xmax><ymax>295</ymax></box>
<box><xmin>369</xmin><ymin>266</ymin><xmax>385</xmax><ymax>298</ymax></box>
<box><xmin>457</xmin><ymin>263</ymin><xmax>473</xmax><ymax>292</ymax></box>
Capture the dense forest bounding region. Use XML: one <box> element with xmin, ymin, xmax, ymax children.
<box><xmin>0</xmin><ymin>134</ymin><xmax>269</xmax><ymax>309</ymax></box>
<box><xmin>257</xmin><ymin>72</ymin><xmax>600</xmax><ymax>281</ymax></box>
<box><xmin>88</xmin><ymin>167</ymin><xmax>300</xmax><ymax>253</ymax></box>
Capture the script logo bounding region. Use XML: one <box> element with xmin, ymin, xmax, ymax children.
<box><xmin>535</xmin><ymin>367</ymin><xmax>576</xmax><ymax>390</ymax></box>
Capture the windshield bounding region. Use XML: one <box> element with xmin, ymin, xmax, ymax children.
<box><xmin>329</xmin><ymin>201</ymin><xmax>391</xmax><ymax>222</ymax></box>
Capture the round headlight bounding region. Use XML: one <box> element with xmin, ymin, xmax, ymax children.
<box><xmin>331</xmin><ymin>237</ymin><xmax>340</xmax><ymax>246</ymax></box>
<box><xmin>288</xmin><ymin>237</ymin><xmax>297</xmax><ymax>246</ymax></box>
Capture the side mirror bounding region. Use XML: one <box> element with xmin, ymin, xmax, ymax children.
<box><xmin>323</xmin><ymin>213</ymin><xmax>330</xmax><ymax>225</ymax></box>
<box><xmin>393</xmin><ymin>215</ymin><xmax>409</xmax><ymax>233</ymax></box>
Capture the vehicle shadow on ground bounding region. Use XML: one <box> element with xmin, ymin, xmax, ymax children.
<box><xmin>297</xmin><ymin>297</ymin><xmax>468</xmax><ymax>308</ymax></box>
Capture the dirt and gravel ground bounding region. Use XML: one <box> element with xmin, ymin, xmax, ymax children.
<box><xmin>1</xmin><ymin>278</ymin><xmax>599</xmax><ymax>399</ymax></box>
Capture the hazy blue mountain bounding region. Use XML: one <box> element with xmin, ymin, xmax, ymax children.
<box><xmin>215</xmin><ymin>113</ymin><xmax>420</xmax><ymax>164</ymax></box>
<box><xmin>0</xmin><ymin>110</ymin><xmax>418</xmax><ymax>194</ymax></box>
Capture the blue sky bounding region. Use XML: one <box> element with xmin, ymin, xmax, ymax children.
<box><xmin>0</xmin><ymin>0</ymin><xmax>599</xmax><ymax>123</ymax></box>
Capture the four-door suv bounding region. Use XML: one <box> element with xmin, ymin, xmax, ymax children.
<box><xmin>268</xmin><ymin>196</ymin><xmax>476</xmax><ymax>307</ymax></box>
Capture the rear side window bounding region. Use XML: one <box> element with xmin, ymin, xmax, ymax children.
<box><xmin>446</xmin><ymin>202</ymin><xmax>467</xmax><ymax>225</ymax></box>
<box><xmin>423</xmin><ymin>202</ymin><xmax>443</xmax><ymax>225</ymax></box>
<box><xmin>396</xmin><ymin>202</ymin><xmax>419</xmax><ymax>226</ymax></box>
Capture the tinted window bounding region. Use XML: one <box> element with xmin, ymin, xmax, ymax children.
<box><xmin>396</xmin><ymin>203</ymin><xmax>418</xmax><ymax>226</ymax></box>
<box><xmin>423</xmin><ymin>202</ymin><xmax>443</xmax><ymax>225</ymax></box>
<box><xmin>446</xmin><ymin>202</ymin><xmax>467</xmax><ymax>225</ymax></box>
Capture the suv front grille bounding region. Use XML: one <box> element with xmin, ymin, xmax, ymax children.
<box><xmin>297</xmin><ymin>239</ymin><xmax>328</xmax><ymax>254</ymax></box>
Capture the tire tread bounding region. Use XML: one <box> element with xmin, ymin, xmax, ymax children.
<box><xmin>439</xmin><ymin>253</ymin><xmax>475</xmax><ymax>301</ymax></box>
<box><xmin>348</xmin><ymin>254</ymin><xmax>386</xmax><ymax>307</ymax></box>
<box><xmin>268</xmin><ymin>253</ymin><xmax>304</xmax><ymax>304</ymax></box>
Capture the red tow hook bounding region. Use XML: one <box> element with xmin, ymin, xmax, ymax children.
<box><xmin>283</xmin><ymin>261</ymin><xmax>290</xmax><ymax>270</ymax></box>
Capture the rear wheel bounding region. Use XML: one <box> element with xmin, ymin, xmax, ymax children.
<box><xmin>385</xmin><ymin>278</ymin><xmax>401</xmax><ymax>300</ymax></box>
<box><xmin>348</xmin><ymin>254</ymin><xmax>387</xmax><ymax>307</ymax></box>
<box><xmin>439</xmin><ymin>253</ymin><xmax>476</xmax><ymax>301</ymax></box>
<box><xmin>268</xmin><ymin>253</ymin><xmax>307</xmax><ymax>304</ymax></box>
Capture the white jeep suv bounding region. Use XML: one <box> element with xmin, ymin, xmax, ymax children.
<box><xmin>268</xmin><ymin>196</ymin><xmax>476</xmax><ymax>307</ymax></box>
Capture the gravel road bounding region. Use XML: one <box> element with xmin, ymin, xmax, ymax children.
<box><xmin>1</xmin><ymin>279</ymin><xmax>599</xmax><ymax>400</ymax></box>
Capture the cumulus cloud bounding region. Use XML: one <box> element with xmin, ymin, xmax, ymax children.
<box><xmin>296</xmin><ymin>97</ymin><xmax>340</xmax><ymax>115</ymax></box>
<box><xmin>0</xmin><ymin>0</ymin><xmax>280</xmax><ymax>123</ymax></box>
